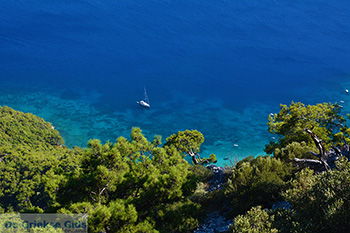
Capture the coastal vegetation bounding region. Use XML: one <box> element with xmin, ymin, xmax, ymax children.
<box><xmin>0</xmin><ymin>102</ymin><xmax>349</xmax><ymax>233</ymax></box>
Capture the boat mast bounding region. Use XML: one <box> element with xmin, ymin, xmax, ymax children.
<box><xmin>144</xmin><ymin>87</ymin><xmax>150</xmax><ymax>104</ymax></box>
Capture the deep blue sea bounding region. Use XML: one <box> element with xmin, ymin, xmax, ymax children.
<box><xmin>1</xmin><ymin>0</ymin><xmax>350</xmax><ymax>165</ymax></box>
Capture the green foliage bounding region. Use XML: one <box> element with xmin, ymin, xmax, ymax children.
<box><xmin>273</xmin><ymin>141</ymin><xmax>314</xmax><ymax>160</ymax></box>
<box><xmin>74</xmin><ymin>139</ymin><xmax>129</xmax><ymax>204</ymax></box>
<box><xmin>271</xmin><ymin>209</ymin><xmax>301</xmax><ymax>233</ymax></box>
<box><xmin>59</xmin><ymin>128</ymin><xmax>200</xmax><ymax>232</ymax></box>
<box><xmin>281</xmin><ymin>157</ymin><xmax>350</xmax><ymax>233</ymax></box>
<box><xmin>61</xmin><ymin>191</ymin><xmax>158</xmax><ymax>232</ymax></box>
<box><xmin>190</xmin><ymin>182</ymin><xmax>208</xmax><ymax>203</ymax></box>
<box><xmin>0</xmin><ymin>106</ymin><xmax>63</xmax><ymax>150</ymax></box>
<box><xmin>0</xmin><ymin>148</ymin><xmax>62</xmax><ymax>212</ymax></box>
<box><xmin>0</xmin><ymin>107</ymin><xmax>78</xmax><ymax>212</ymax></box>
<box><xmin>71</xmin><ymin>200</ymin><xmax>157</xmax><ymax>233</ymax></box>
<box><xmin>225</xmin><ymin>156</ymin><xmax>292</xmax><ymax>214</ymax></box>
<box><xmin>228</xmin><ymin>102</ymin><xmax>350</xmax><ymax>233</ymax></box>
<box><xmin>152</xmin><ymin>135</ymin><xmax>162</xmax><ymax>147</ymax></box>
<box><xmin>0</xmin><ymin>107</ymin><xmax>205</xmax><ymax>232</ymax></box>
<box><xmin>30</xmin><ymin>226</ymin><xmax>64</xmax><ymax>233</ymax></box>
<box><xmin>232</xmin><ymin>206</ymin><xmax>278</xmax><ymax>233</ymax></box>
<box><xmin>266</xmin><ymin>102</ymin><xmax>346</xmax><ymax>158</ymax></box>
<box><xmin>235</xmin><ymin>158</ymin><xmax>350</xmax><ymax>233</ymax></box>
<box><xmin>207</xmin><ymin>153</ymin><xmax>217</xmax><ymax>163</ymax></box>
<box><xmin>156</xmin><ymin>200</ymin><xmax>201</xmax><ymax>233</ymax></box>
<box><xmin>165</xmin><ymin>130</ymin><xmax>216</xmax><ymax>164</ymax></box>
<box><xmin>165</xmin><ymin>129</ymin><xmax>204</xmax><ymax>154</ymax></box>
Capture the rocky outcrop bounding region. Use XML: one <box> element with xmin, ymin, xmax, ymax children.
<box><xmin>206</xmin><ymin>165</ymin><xmax>228</xmax><ymax>192</ymax></box>
<box><xmin>194</xmin><ymin>211</ymin><xmax>232</xmax><ymax>233</ymax></box>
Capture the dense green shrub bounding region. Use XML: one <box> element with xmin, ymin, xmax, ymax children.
<box><xmin>231</xmin><ymin>158</ymin><xmax>350</xmax><ymax>233</ymax></box>
<box><xmin>232</xmin><ymin>206</ymin><xmax>277</xmax><ymax>233</ymax></box>
<box><xmin>0</xmin><ymin>107</ymin><xmax>205</xmax><ymax>232</ymax></box>
<box><xmin>225</xmin><ymin>156</ymin><xmax>292</xmax><ymax>214</ymax></box>
<box><xmin>0</xmin><ymin>107</ymin><xmax>75</xmax><ymax>212</ymax></box>
<box><xmin>281</xmin><ymin>157</ymin><xmax>350</xmax><ymax>233</ymax></box>
<box><xmin>0</xmin><ymin>106</ymin><xmax>63</xmax><ymax>149</ymax></box>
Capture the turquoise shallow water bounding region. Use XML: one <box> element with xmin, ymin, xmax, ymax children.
<box><xmin>0</xmin><ymin>81</ymin><xmax>349</xmax><ymax>166</ymax></box>
<box><xmin>1</xmin><ymin>0</ymin><xmax>350</xmax><ymax>165</ymax></box>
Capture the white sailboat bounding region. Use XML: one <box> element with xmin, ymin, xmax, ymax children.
<box><xmin>137</xmin><ymin>87</ymin><xmax>151</xmax><ymax>108</ymax></box>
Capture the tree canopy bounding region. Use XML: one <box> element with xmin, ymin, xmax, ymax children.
<box><xmin>165</xmin><ymin>130</ymin><xmax>217</xmax><ymax>164</ymax></box>
<box><xmin>225</xmin><ymin>156</ymin><xmax>292</xmax><ymax>214</ymax></box>
<box><xmin>0</xmin><ymin>106</ymin><xmax>63</xmax><ymax>150</ymax></box>
<box><xmin>0</xmin><ymin>107</ymin><xmax>210</xmax><ymax>232</ymax></box>
<box><xmin>265</xmin><ymin>102</ymin><xmax>346</xmax><ymax>158</ymax></box>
